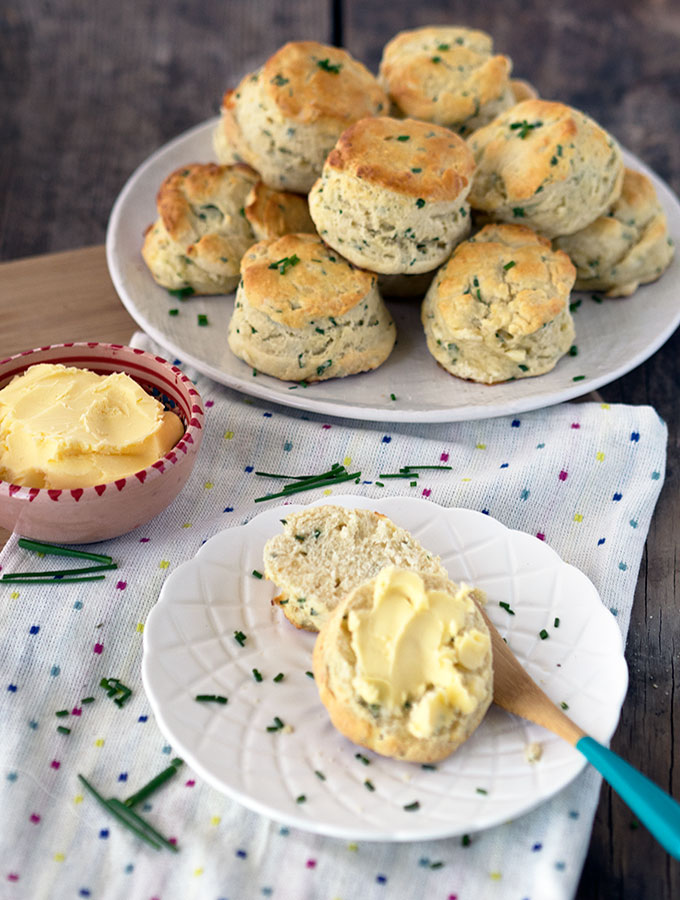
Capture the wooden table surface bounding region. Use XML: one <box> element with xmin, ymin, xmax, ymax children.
<box><xmin>2</xmin><ymin>2</ymin><xmax>678</xmax><ymax>898</ymax></box>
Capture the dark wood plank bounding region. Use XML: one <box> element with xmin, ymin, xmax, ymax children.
<box><xmin>0</xmin><ymin>0</ymin><xmax>331</xmax><ymax>261</ymax></box>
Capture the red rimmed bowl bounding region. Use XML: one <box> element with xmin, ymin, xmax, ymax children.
<box><xmin>0</xmin><ymin>343</ymin><xmax>204</xmax><ymax>543</ymax></box>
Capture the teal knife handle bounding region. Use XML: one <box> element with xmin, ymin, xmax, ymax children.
<box><xmin>576</xmin><ymin>736</ymin><xmax>680</xmax><ymax>859</ymax></box>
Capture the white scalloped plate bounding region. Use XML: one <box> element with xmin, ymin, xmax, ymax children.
<box><xmin>107</xmin><ymin>117</ymin><xmax>680</xmax><ymax>423</ymax></box>
<box><xmin>142</xmin><ymin>496</ymin><xmax>627</xmax><ymax>841</ymax></box>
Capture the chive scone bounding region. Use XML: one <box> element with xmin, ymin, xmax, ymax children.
<box><xmin>421</xmin><ymin>224</ymin><xmax>576</xmax><ymax>383</ymax></box>
<box><xmin>378</xmin><ymin>26</ymin><xmax>515</xmax><ymax>136</ymax></box>
<box><xmin>313</xmin><ymin>566</ymin><xmax>493</xmax><ymax>763</ymax></box>
<box><xmin>213</xmin><ymin>41</ymin><xmax>388</xmax><ymax>193</ymax></box>
<box><xmin>244</xmin><ymin>180</ymin><xmax>315</xmax><ymax>241</ymax></box>
<box><xmin>467</xmin><ymin>100</ymin><xmax>625</xmax><ymax>238</ymax></box>
<box><xmin>554</xmin><ymin>168</ymin><xmax>674</xmax><ymax>297</ymax></box>
<box><xmin>308</xmin><ymin>116</ymin><xmax>475</xmax><ymax>275</ymax></box>
<box><xmin>142</xmin><ymin>162</ymin><xmax>258</xmax><ymax>294</ymax></box>
<box><xmin>227</xmin><ymin>234</ymin><xmax>395</xmax><ymax>382</ymax></box>
<box><xmin>263</xmin><ymin>506</ymin><xmax>447</xmax><ymax>631</ymax></box>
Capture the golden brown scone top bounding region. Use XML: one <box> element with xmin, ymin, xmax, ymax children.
<box><xmin>379</xmin><ymin>26</ymin><xmax>511</xmax><ymax>124</ymax></box>
<box><xmin>240</xmin><ymin>233</ymin><xmax>375</xmax><ymax>328</ymax></box>
<box><xmin>226</xmin><ymin>41</ymin><xmax>387</xmax><ymax>126</ymax></box>
<box><xmin>244</xmin><ymin>182</ymin><xmax>315</xmax><ymax>240</ymax></box>
<box><xmin>324</xmin><ymin>116</ymin><xmax>475</xmax><ymax>201</ymax></box>
<box><xmin>156</xmin><ymin>162</ymin><xmax>257</xmax><ymax>245</ymax></box>
<box><xmin>434</xmin><ymin>224</ymin><xmax>576</xmax><ymax>335</ymax></box>
<box><xmin>467</xmin><ymin>99</ymin><xmax>617</xmax><ymax>203</ymax></box>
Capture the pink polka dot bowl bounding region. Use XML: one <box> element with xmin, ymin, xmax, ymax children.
<box><xmin>0</xmin><ymin>342</ymin><xmax>204</xmax><ymax>543</ymax></box>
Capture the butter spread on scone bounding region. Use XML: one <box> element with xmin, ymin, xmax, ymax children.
<box><xmin>142</xmin><ymin>162</ymin><xmax>257</xmax><ymax>294</ymax></box>
<box><xmin>554</xmin><ymin>168</ymin><xmax>675</xmax><ymax>297</ymax></box>
<box><xmin>215</xmin><ymin>41</ymin><xmax>388</xmax><ymax>193</ymax></box>
<box><xmin>308</xmin><ymin>116</ymin><xmax>474</xmax><ymax>274</ymax></box>
<box><xmin>467</xmin><ymin>99</ymin><xmax>624</xmax><ymax>238</ymax></box>
<box><xmin>421</xmin><ymin>223</ymin><xmax>576</xmax><ymax>383</ymax></box>
<box><xmin>313</xmin><ymin>567</ymin><xmax>493</xmax><ymax>763</ymax></box>
<box><xmin>263</xmin><ymin>505</ymin><xmax>447</xmax><ymax>631</ymax></box>
<box><xmin>379</xmin><ymin>26</ymin><xmax>515</xmax><ymax>135</ymax></box>
<box><xmin>228</xmin><ymin>234</ymin><xmax>396</xmax><ymax>382</ymax></box>
<box><xmin>0</xmin><ymin>364</ymin><xmax>184</xmax><ymax>489</ymax></box>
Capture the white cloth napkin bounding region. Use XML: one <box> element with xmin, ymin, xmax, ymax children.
<box><xmin>0</xmin><ymin>332</ymin><xmax>667</xmax><ymax>900</ymax></box>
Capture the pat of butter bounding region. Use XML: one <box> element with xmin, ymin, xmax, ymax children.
<box><xmin>348</xmin><ymin>567</ymin><xmax>490</xmax><ymax>738</ymax></box>
<box><xmin>0</xmin><ymin>363</ymin><xmax>185</xmax><ymax>489</ymax></box>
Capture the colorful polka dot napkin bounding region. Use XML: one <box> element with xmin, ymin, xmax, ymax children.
<box><xmin>0</xmin><ymin>332</ymin><xmax>667</xmax><ymax>900</ymax></box>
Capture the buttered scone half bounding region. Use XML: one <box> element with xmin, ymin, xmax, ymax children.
<box><xmin>467</xmin><ymin>100</ymin><xmax>624</xmax><ymax>238</ymax></box>
<box><xmin>308</xmin><ymin>116</ymin><xmax>475</xmax><ymax>275</ymax></box>
<box><xmin>142</xmin><ymin>162</ymin><xmax>258</xmax><ymax>294</ymax></box>
<box><xmin>213</xmin><ymin>41</ymin><xmax>388</xmax><ymax>193</ymax></box>
<box><xmin>378</xmin><ymin>26</ymin><xmax>515</xmax><ymax>136</ymax></box>
<box><xmin>554</xmin><ymin>168</ymin><xmax>675</xmax><ymax>297</ymax></box>
<box><xmin>244</xmin><ymin>181</ymin><xmax>315</xmax><ymax>241</ymax></box>
<box><xmin>313</xmin><ymin>567</ymin><xmax>493</xmax><ymax>763</ymax></box>
<box><xmin>228</xmin><ymin>234</ymin><xmax>395</xmax><ymax>382</ymax></box>
<box><xmin>263</xmin><ymin>505</ymin><xmax>447</xmax><ymax>631</ymax></box>
<box><xmin>422</xmin><ymin>224</ymin><xmax>576</xmax><ymax>383</ymax></box>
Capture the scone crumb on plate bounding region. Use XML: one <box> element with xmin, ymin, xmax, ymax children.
<box><xmin>525</xmin><ymin>741</ymin><xmax>543</xmax><ymax>763</ymax></box>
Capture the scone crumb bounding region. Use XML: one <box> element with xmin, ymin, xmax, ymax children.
<box><xmin>524</xmin><ymin>741</ymin><xmax>543</xmax><ymax>763</ymax></box>
<box><xmin>282</xmin><ymin>724</ymin><xmax>295</xmax><ymax>734</ymax></box>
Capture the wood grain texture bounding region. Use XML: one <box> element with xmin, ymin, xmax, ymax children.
<box><xmin>1</xmin><ymin>1</ymin><xmax>678</xmax><ymax>897</ymax></box>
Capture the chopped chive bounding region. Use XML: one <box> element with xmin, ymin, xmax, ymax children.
<box><xmin>2</xmin><ymin>563</ymin><xmax>117</xmax><ymax>580</ymax></box>
<box><xmin>416</xmin><ymin>198</ymin><xmax>426</xmax><ymax>208</ymax></box>
<box><xmin>252</xmin><ymin>669</ymin><xmax>263</xmax><ymax>682</ymax></box>
<box><xmin>234</xmin><ymin>631</ymin><xmax>247</xmax><ymax>646</ymax></box>
<box><xmin>591</xmin><ymin>294</ymin><xmax>603</xmax><ymax>303</ymax></box>
<box><xmin>518</xmin><ymin>364</ymin><xmax>529</xmax><ymax>372</ymax></box>
<box><xmin>197</xmin><ymin>314</ymin><xmax>209</xmax><ymax>326</ymax></box>
<box><xmin>410</xmin><ymin>480</ymin><xmax>417</xmax><ymax>487</ymax></box>
<box><xmin>421</xmin><ymin>764</ymin><xmax>437</xmax><ymax>771</ymax></box>
<box><xmin>17</xmin><ymin>539</ymin><xmax>112</xmax><ymax>563</ymax></box>
<box><xmin>476</xmin><ymin>787</ymin><xmax>488</xmax><ymax>795</ymax></box>
<box><xmin>305</xmin><ymin>671</ymin><xmax>314</xmax><ymax>679</ymax></box>
<box><xmin>404</xmin><ymin>801</ymin><xmax>420</xmax><ymax>811</ymax></box>
<box><xmin>168</xmin><ymin>308</ymin><xmax>179</xmax><ymax>316</ymax></box>
<box><xmin>195</xmin><ymin>695</ymin><xmax>228</xmax><ymax>704</ymax></box>
<box><xmin>315</xmin><ymin>770</ymin><xmax>326</xmax><ymax>780</ymax></box>
<box><xmin>0</xmin><ymin>575</ymin><xmax>106</xmax><ymax>583</ymax></box>
<box><xmin>252</xmin><ymin>569</ymin><xmax>263</xmax><ymax>579</ymax></box>
<box><xmin>273</xmin><ymin>673</ymin><xmax>285</xmax><ymax>683</ymax></box>
<box><xmin>267</xmin><ymin>716</ymin><xmax>285</xmax><ymax>732</ymax></box>
<box><xmin>124</xmin><ymin>759</ymin><xmax>183</xmax><ymax>809</ymax></box>
<box><xmin>78</xmin><ymin>775</ymin><xmax>162</xmax><ymax>851</ymax></box>
<box><xmin>80</xmin><ymin>697</ymin><xmax>95</xmax><ymax>704</ymax></box>
<box><xmin>378</xmin><ymin>472</ymin><xmax>418</xmax><ymax>479</ymax></box>
<box><xmin>560</xmin><ymin>701</ymin><xmax>569</xmax><ymax>710</ymax></box>
<box><xmin>355</xmin><ymin>753</ymin><xmax>370</xmax><ymax>766</ymax></box>
<box><xmin>268</xmin><ymin>254</ymin><xmax>300</xmax><ymax>274</ymax></box>
<box><xmin>57</xmin><ymin>725</ymin><xmax>71</xmax><ymax>735</ymax></box>
<box><xmin>573</xmin><ymin>375</ymin><xmax>586</xmax><ymax>382</ymax></box>
<box><xmin>512</xmin><ymin>207</ymin><xmax>525</xmax><ymax>217</ymax></box>
<box><xmin>316</xmin><ymin>58</ymin><xmax>341</xmax><ymax>74</ymax></box>
<box><xmin>554</xmin><ymin>617</ymin><xmax>560</xmax><ymax>628</ymax></box>
<box><xmin>100</xmin><ymin>678</ymin><xmax>132</xmax><ymax>708</ymax></box>
<box><xmin>107</xmin><ymin>798</ymin><xmax>178</xmax><ymax>853</ymax></box>
<box><xmin>503</xmin><ymin>260</ymin><xmax>516</xmax><ymax>270</ymax></box>
<box><xmin>539</xmin><ymin>629</ymin><xmax>549</xmax><ymax>639</ymax></box>
<box><xmin>390</xmin><ymin>393</ymin><xmax>397</xmax><ymax>401</ymax></box>
<box><xmin>364</xmin><ymin>779</ymin><xmax>375</xmax><ymax>791</ymax></box>
<box><xmin>431</xmin><ymin>55</ymin><xmax>442</xmax><ymax>63</ymax></box>
<box><xmin>375</xmin><ymin>481</ymin><xmax>385</xmax><ymax>488</ymax></box>
<box><xmin>55</xmin><ymin>709</ymin><xmax>69</xmax><ymax>717</ymax></box>
<box><xmin>296</xmin><ymin>794</ymin><xmax>307</xmax><ymax>803</ymax></box>
<box><xmin>396</xmin><ymin>135</ymin><xmax>410</xmax><ymax>141</ymax></box>
<box><xmin>254</xmin><ymin>471</ymin><xmax>361</xmax><ymax>503</ymax></box>
<box><xmin>167</xmin><ymin>286</ymin><xmax>194</xmax><ymax>299</ymax></box>
<box><xmin>569</xmin><ymin>345</ymin><xmax>578</xmax><ymax>357</ymax></box>
<box><xmin>400</xmin><ymin>465</ymin><xmax>452</xmax><ymax>471</ymax></box>
<box><xmin>499</xmin><ymin>601</ymin><xmax>515</xmax><ymax>615</ymax></box>
<box><xmin>294</xmin><ymin>534</ymin><xmax>305</xmax><ymax>542</ymax></box>
<box><xmin>462</xmin><ymin>834</ymin><xmax>471</xmax><ymax>846</ymax></box>
<box><xmin>569</xmin><ymin>299</ymin><xmax>582</xmax><ymax>312</ymax></box>
<box><xmin>430</xmin><ymin>862</ymin><xmax>444</xmax><ymax>870</ymax></box>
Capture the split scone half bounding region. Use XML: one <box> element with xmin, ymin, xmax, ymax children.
<box><xmin>308</xmin><ymin>116</ymin><xmax>475</xmax><ymax>275</ymax></box>
<box><xmin>228</xmin><ymin>233</ymin><xmax>396</xmax><ymax>382</ymax></box>
<box><xmin>313</xmin><ymin>566</ymin><xmax>493</xmax><ymax>763</ymax></box>
<box><xmin>263</xmin><ymin>506</ymin><xmax>447</xmax><ymax>631</ymax></box>
<box><xmin>421</xmin><ymin>223</ymin><xmax>576</xmax><ymax>383</ymax></box>
<box><xmin>554</xmin><ymin>168</ymin><xmax>674</xmax><ymax>297</ymax></box>
<box><xmin>213</xmin><ymin>41</ymin><xmax>388</xmax><ymax>193</ymax></box>
<box><xmin>467</xmin><ymin>99</ymin><xmax>624</xmax><ymax>238</ymax></box>
<box><xmin>378</xmin><ymin>26</ymin><xmax>515</xmax><ymax>136</ymax></box>
<box><xmin>142</xmin><ymin>162</ymin><xmax>258</xmax><ymax>294</ymax></box>
<box><xmin>244</xmin><ymin>181</ymin><xmax>315</xmax><ymax>242</ymax></box>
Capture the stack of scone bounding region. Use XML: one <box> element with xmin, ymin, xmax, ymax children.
<box><xmin>263</xmin><ymin>506</ymin><xmax>494</xmax><ymax>763</ymax></box>
<box><xmin>140</xmin><ymin>26</ymin><xmax>674</xmax><ymax>387</ymax></box>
